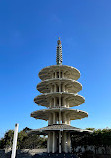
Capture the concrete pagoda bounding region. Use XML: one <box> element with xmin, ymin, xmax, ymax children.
<box><xmin>30</xmin><ymin>38</ymin><xmax>88</xmax><ymax>153</ymax></box>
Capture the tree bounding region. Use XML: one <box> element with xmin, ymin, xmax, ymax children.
<box><xmin>0</xmin><ymin>127</ymin><xmax>47</xmax><ymax>149</ymax></box>
<box><xmin>3</xmin><ymin>130</ymin><xmax>14</xmax><ymax>149</ymax></box>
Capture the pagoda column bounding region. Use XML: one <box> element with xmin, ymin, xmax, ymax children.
<box><xmin>67</xmin><ymin>133</ymin><xmax>71</xmax><ymax>152</ymax></box>
<box><xmin>59</xmin><ymin>96</ymin><xmax>61</xmax><ymax>107</ymax></box>
<box><xmin>62</xmin><ymin>83</ymin><xmax>65</xmax><ymax>92</ymax></box>
<box><xmin>54</xmin><ymin>83</ymin><xmax>56</xmax><ymax>92</ymax></box>
<box><xmin>48</xmin><ymin>132</ymin><xmax>53</xmax><ymax>153</ymax></box>
<box><xmin>59</xmin><ymin>111</ymin><xmax>61</xmax><ymax>124</ymax></box>
<box><xmin>53</xmin><ymin>112</ymin><xmax>56</xmax><ymax>124</ymax></box>
<box><xmin>59</xmin><ymin>131</ymin><xmax>62</xmax><ymax>153</ymax></box>
<box><xmin>63</xmin><ymin>131</ymin><xmax>68</xmax><ymax>153</ymax></box>
<box><xmin>65</xmin><ymin>132</ymin><xmax>68</xmax><ymax>153</ymax></box>
<box><xmin>59</xmin><ymin>83</ymin><xmax>61</xmax><ymax>92</ymax></box>
<box><xmin>48</xmin><ymin>114</ymin><xmax>53</xmax><ymax>125</ymax></box>
<box><xmin>63</xmin><ymin>97</ymin><xmax>66</xmax><ymax>107</ymax></box>
<box><xmin>47</xmin><ymin>133</ymin><xmax>50</xmax><ymax>153</ymax></box>
<box><xmin>52</xmin><ymin>131</ymin><xmax>56</xmax><ymax>153</ymax></box>
<box><xmin>54</xmin><ymin>97</ymin><xmax>56</xmax><ymax>107</ymax></box>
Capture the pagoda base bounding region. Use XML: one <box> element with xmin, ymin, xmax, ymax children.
<box><xmin>47</xmin><ymin>131</ymin><xmax>71</xmax><ymax>153</ymax></box>
<box><xmin>29</xmin><ymin>124</ymin><xmax>92</xmax><ymax>154</ymax></box>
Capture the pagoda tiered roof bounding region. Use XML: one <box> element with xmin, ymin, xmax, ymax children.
<box><xmin>29</xmin><ymin>124</ymin><xmax>92</xmax><ymax>135</ymax></box>
<box><xmin>39</xmin><ymin>65</ymin><xmax>80</xmax><ymax>80</ymax></box>
<box><xmin>34</xmin><ymin>92</ymin><xmax>85</xmax><ymax>107</ymax></box>
<box><xmin>31</xmin><ymin>108</ymin><xmax>88</xmax><ymax>120</ymax></box>
<box><xmin>37</xmin><ymin>78</ymin><xmax>82</xmax><ymax>93</ymax></box>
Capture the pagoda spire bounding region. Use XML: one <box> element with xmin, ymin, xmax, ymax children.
<box><xmin>56</xmin><ymin>37</ymin><xmax>63</xmax><ymax>65</ymax></box>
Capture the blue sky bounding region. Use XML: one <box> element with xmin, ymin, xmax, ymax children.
<box><xmin>0</xmin><ymin>0</ymin><xmax>111</xmax><ymax>138</ymax></box>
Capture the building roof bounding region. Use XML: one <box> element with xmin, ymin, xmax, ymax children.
<box><xmin>37</xmin><ymin>78</ymin><xmax>82</xmax><ymax>94</ymax></box>
<box><xmin>39</xmin><ymin>65</ymin><xmax>80</xmax><ymax>81</ymax></box>
<box><xmin>34</xmin><ymin>92</ymin><xmax>85</xmax><ymax>107</ymax></box>
<box><xmin>31</xmin><ymin>108</ymin><xmax>88</xmax><ymax>120</ymax></box>
<box><xmin>29</xmin><ymin>124</ymin><xmax>92</xmax><ymax>135</ymax></box>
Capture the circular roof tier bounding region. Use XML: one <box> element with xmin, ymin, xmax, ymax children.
<box><xmin>34</xmin><ymin>92</ymin><xmax>85</xmax><ymax>107</ymax></box>
<box><xmin>29</xmin><ymin>124</ymin><xmax>92</xmax><ymax>135</ymax></box>
<box><xmin>31</xmin><ymin>108</ymin><xmax>88</xmax><ymax>120</ymax></box>
<box><xmin>37</xmin><ymin>78</ymin><xmax>82</xmax><ymax>93</ymax></box>
<box><xmin>39</xmin><ymin>65</ymin><xmax>80</xmax><ymax>81</ymax></box>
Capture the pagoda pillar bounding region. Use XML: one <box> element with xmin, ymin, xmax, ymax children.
<box><xmin>59</xmin><ymin>111</ymin><xmax>61</xmax><ymax>124</ymax></box>
<box><xmin>52</xmin><ymin>131</ymin><xmax>56</xmax><ymax>153</ymax></box>
<box><xmin>62</xmin><ymin>83</ymin><xmax>65</xmax><ymax>92</ymax></box>
<box><xmin>53</xmin><ymin>112</ymin><xmax>56</xmax><ymax>124</ymax></box>
<box><xmin>67</xmin><ymin>133</ymin><xmax>71</xmax><ymax>152</ymax></box>
<box><xmin>48</xmin><ymin>114</ymin><xmax>53</xmax><ymax>125</ymax></box>
<box><xmin>63</xmin><ymin>131</ymin><xmax>68</xmax><ymax>153</ymax></box>
<box><xmin>65</xmin><ymin>132</ymin><xmax>68</xmax><ymax>153</ymax></box>
<box><xmin>59</xmin><ymin>131</ymin><xmax>62</xmax><ymax>153</ymax></box>
<box><xmin>48</xmin><ymin>132</ymin><xmax>53</xmax><ymax>153</ymax></box>
<box><xmin>54</xmin><ymin>97</ymin><xmax>56</xmax><ymax>107</ymax></box>
<box><xmin>59</xmin><ymin>96</ymin><xmax>61</xmax><ymax>107</ymax></box>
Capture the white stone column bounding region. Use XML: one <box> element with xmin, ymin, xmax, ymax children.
<box><xmin>67</xmin><ymin>101</ymin><xmax>69</xmax><ymax>108</ymax></box>
<box><xmin>50</xmin><ymin>100</ymin><xmax>52</xmax><ymax>108</ymax></box>
<box><xmin>67</xmin><ymin>133</ymin><xmax>71</xmax><ymax>153</ymax></box>
<box><xmin>63</xmin><ymin>97</ymin><xmax>66</xmax><ymax>107</ymax></box>
<box><xmin>59</xmin><ymin>84</ymin><xmax>61</xmax><ymax>92</ymax></box>
<box><xmin>62</xmin><ymin>132</ymin><xmax>64</xmax><ymax>152</ymax></box>
<box><xmin>48</xmin><ymin>132</ymin><xmax>53</xmax><ymax>153</ymax></box>
<box><xmin>47</xmin><ymin>133</ymin><xmax>50</xmax><ymax>153</ymax></box>
<box><xmin>59</xmin><ymin>96</ymin><xmax>61</xmax><ymax>107</ymax></box>
<box><xmin>66</xmin><ymin>87</ymin><xmax>68</xmax><ymax>93</ymax></box>
<box><xmin>55</xmin><ymin>132</ymin><xmax>57</xmax><ymax>152</ymax></box>
<box><xmin>59</xmin><ymin>131</ymin><xmax>62</xmax><ymax>153</ymax></box>
<box><xmin>53</xmin><ymin>112</ymin><xmax>56</xmax><ymax>124</ymax></box>
<box><xmin>62</xmin><ymin>83</ymin><xmax>65</xmax><ymax>92</ymax></box>
<box><xmin>52</xmin><ymin>131</ymin><xmax>56</xmax><ymax>153</ymax></box>
<box><xmin>64</xmin><ymin>132</ymin><xmax>68</xmax><ymax>153</ymax></box>
<box><xmin>48</xmin><ymin>114</ymin><xmax>52</xmax><ymax>125</ymax></box>
<box><xmin>54</xmin><ymin>84</ymin><xmax>56</xmax><ymax>92</ymax></box>
<box><xmin>55</xmin><ymin>113</ymin><xmax>57</xmax><ymax>124</ymax></box>
<box><xmin>59</xmin><ymin>111</ymin><xmax>61</xmax><ymax>124</ymax></box>
<box><xmin>54</xmin><ymin>97</ymin><xmax>56</xmax><ymax>107</ymax></box>
<box><xmin>63</xmin><ymin>132</ymin><xmax>67</xmax><ymax>153</ymax></box>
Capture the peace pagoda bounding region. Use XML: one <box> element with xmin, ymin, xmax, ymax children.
<box><xmin>30</xmin><ymin>38</ymin><xmax>89</xmax><ymax>153</ymax></box>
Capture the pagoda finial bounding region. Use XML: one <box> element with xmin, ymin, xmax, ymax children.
<box><xmin>57</xmin><ymin>37</ymin><xmax>61</xmax><ymax>45</ymax></box>
<box><xmin>56</xmin><ymin>37</ymin><xmax>62</xmax><ymax>65</ymax></box>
